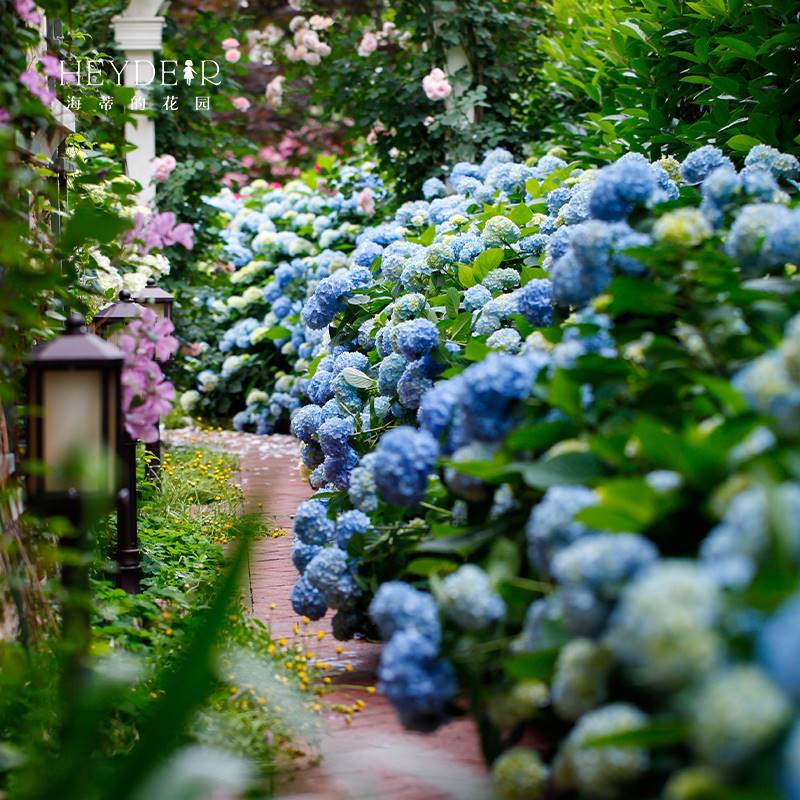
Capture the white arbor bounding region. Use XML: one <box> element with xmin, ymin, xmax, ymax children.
<box><xmin>112</xmin><ymin>0</ymin><xmax>167</xmax><ymax>205</ymax></box>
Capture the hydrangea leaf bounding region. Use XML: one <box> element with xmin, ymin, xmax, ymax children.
<box><xmin>341</xmin><ymin>367</ymin><xmax>375</xmax><ymax>390</ymax></box>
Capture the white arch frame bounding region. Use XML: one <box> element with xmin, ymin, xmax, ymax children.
<box><xmin>112</xmin><ymin>0</ymin><xmax>167</xmax><ymax>205</ymax></box>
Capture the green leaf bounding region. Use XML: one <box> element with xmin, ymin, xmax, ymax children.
<box><xmin>263</xmin><ymin>326</ymin><xmax>291</xmax><ymax>340</ymax></box>
<box><xmin>507</xmin><ymin>204</ymin><xmax>534</xmax><ymax>226</ymax></box>
<box><xmin>420</xmin><ymin>225</ymin><xmax>436</xmax><ymax>246</ymax></box>
<box><xmin>502</xmin><ymin>648</ymin><xmax>560</xmax><ymax>681</ymax></box>
<box><xmin>458</xmin><ymin>263</ymin><xmax>476</xmax><ymax>288</ymax></box>
<box><xmin>518</xmin><ymin>452</ymin><xmax>606</xmax><ymax>489</ymax></box>
<box><xmin>445</xmin><ymin>287</ymin><xmax>461</xmax><ymax>319</ymax></box>
<box><xmin>59</xmin><ymin>205</ymin><xmax>130</xmax><ymax>253</ymax></box>
<box><xmin>607</xmin><ymin>277</ymin><xmax>675</xmax><ymax>315</ymax></box>
<box><xmin>471</xmin><ymin>248</ymin><xmax>504</xmax><ymax>280</ymax></box>
<box><xmin>505</xmin><ymin>420</ymin><xmax>576</xmax><ymax>452</ymax></box>
<box><xmin>464</xmin><ymin>338</ymin><xmax>492</xmax><ymax>361</ymax></box>
<box><xmin>341</xmin><ymin>367</ymin><xmax>375</xmax><ymax>390</ymax></box>
<box><xmin>405</xmin><ymin>557</ymin><xmax>459</xmax><ymax>577</ymax></box>
<box><xmin>583</xmin><ymin>719</ymin><xmax>689</xmax><ymax>749</ymax></box>
<box><xmin>727</xmin><ymin>134</ymin><xmax>762</xmax><ymax>152</ymax></box>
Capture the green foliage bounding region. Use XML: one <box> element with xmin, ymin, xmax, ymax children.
<box><xmin>533</xmin><ymin>0</ymin><xmax>800</xmax><ymax>160</ymax></box>
<box><xmin>275</xmin><ymin>1</ymin><xmax>543</xmax><ymax>195</ymax></box>
<box><xmin>0</xmin><ymin>447</ymin><xmax>321</xmax><ymax>798</ymax></box>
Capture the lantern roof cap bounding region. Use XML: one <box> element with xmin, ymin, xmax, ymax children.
<box><xmin>27</xmin><ymin>312</ymin><xmax>124</xmax><ymax>365</ymax></box>
<box><xmin>137</xmin><ymin>279</ymin><xmax>174</xmax><ymax>303</ymax></box>
<box><xmin>94</xmin><ymin>290</ymin><xmax>145</xmax><ymax>324</ymax></box>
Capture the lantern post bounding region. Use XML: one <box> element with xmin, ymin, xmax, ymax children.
<box><xmin>25</xmin><ymin>313</ymin><xmax>124</xmax><ymax>662</ymax></box>
<box><xmin>93</xmin><ymin>290</ymin><xmax>145</xmax><ymax>593</ymax></box>
<box><xmin>136</xmin><ymin>279</ymin><xmax>175</xmax><ymax>481</ymax></box>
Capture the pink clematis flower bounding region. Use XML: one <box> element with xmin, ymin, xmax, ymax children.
<box><xmin>20</xmin><ymin>68</ymin><xmax>55</xmax><ymax>106</ymax></box>
<box><xmin>119</xmin><ymin>309</ymin><xmax>179</xmax><ymax>441</ymax></box>
<box><xmin>15</xmin><ymin>0</ymin><xmax>41</xmax><ymax>26</ymax></box>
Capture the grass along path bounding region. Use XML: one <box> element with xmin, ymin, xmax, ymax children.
<box><xmin>164</xmin><ymin>428</ymin><xmax>488</xmax><ymax>800</ymax></box>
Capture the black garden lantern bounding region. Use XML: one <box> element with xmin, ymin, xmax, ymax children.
<box><xmin>136</xmin><ymin>278</ymin><xmax>174</xmax><ymax>322</ymax></box>
<box><xmin>25</xmin><ymin>312</ymin><xmax>122</xmax><ymax>517</ymax></box>
<box><xmin>92</xmin><ymin>289</ymin><xmax>144</xmax><ymax>342</ymax></box>
<box><xmin>93</xmin><ymin>290</ymin><xmax>145</xmax><ymax>594</ymax></box>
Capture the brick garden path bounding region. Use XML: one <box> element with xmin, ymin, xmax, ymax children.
<box><xmin>164</xmin><ymin>430</ymin><xmax>489</xmax><ymax>800</ymax></box>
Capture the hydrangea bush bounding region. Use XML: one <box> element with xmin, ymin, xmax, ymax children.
<box><xmin>207</xmin><ymin>141</ymin><xmax>800</xmax><ymax>798</ymax></box>
<box><xmin>178</xmin><ymin>162</ymin><xmax>390</xmax><ymax>424</ymax></box>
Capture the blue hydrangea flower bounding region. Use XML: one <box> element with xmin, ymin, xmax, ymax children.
<box><xmin>374</xmin><ymin>426</ymin><xmax>440</xmax><ymax>506</ymax></box>
<box><xmin>556</xmin><ymin>704</ymin><xmax>649</xmax><ymax>796</ymax></box>
<box><xmin>395</xmin><ymin>318</ymin><xmax>440</xmax><ymax>360</ymax></box>
<box><xmin>526</xmin><ymin>485</ymin><xmax>598</xmax><ymax>575</ymax></box>
<box><xmin>369</xmin><ymin>581</ymin><xmax>442</xmax><ymax>642</ymax></box>
<box><xmin>352</xmin><ymin>240</ymin><xmax>383</xmax><ymax>268</ymax></box>
<box><xmin>317</xmin><ymin>416</ymin><xmax>354</xmax><ymax>459</ymax></box>
<box><xmin>515</xmin><ymin>279</ymin><xmax>553</xmax><ymax>326</ymax></box>
<box><xmin>459</xmin><ymin>352</ymin><xmax>546</xmax><ymax>441</ymax></box>
<box><xmin>291</xmin><ymin>538</ymin><xmax>322</xmax><ymax>573</ymax></box>
<box><xmin>607</xmin><ymin>560</ymin><xmax>721</xmax><ymax>690</ymax></box>
<box><xmin>486</xmin><ymin>328</ymin><xmax>522</xmax><ymax>352</ymax></box>
<box><xmin>518</xmin><ymin>233</ymin><xmax>550</xmax><ymax>257</ymax></box>
<box><xmin>547</xmin><ymin>185</ymin><xmax>573</xmax><ymax>215</ymax></box>
<box><xmin>397</xmin><ymin>357</ymin><xmax>435</xmax><ymax>410</ymax></box>
<box><xmin>452</xmin><ymin>234</ymin><xmax>485</xmax><ymax>263</ymax></box>
<box><xmin>335</xmin><ymin>509</ymin><xmax>371</xmax><ymax>550</ymax></box>
<box><xmin>438</xmin><ymin>565</ymin><xmax>506</xmax><ymax>631</ymax></box>
<box><xmin>551</xmin><ymin>533</ymin><xmax>658</xmax><ymax>600</ymax></box>
<box><xmin>422</xmin><ymin>177</ymin><xmax>448</xmax><ymax>200</ymax></box>
<box><xmin>680</xmin><ymin>145</ymin><xmax>735</xmax><ymax>185</ymax></box>
<box><xmin>741</xmin><ymin>166</ymin><xmax>778</xmax><ymax>201</ymax></box>
<box><xmin>690</xmin><ymin>665</ymin><xmax>791</xmax><ymax>769</ymax></box>
<box><xmin>588</xmin><ymin>153</ymin><xmax>658</xmax><ymax>220</ymax></box>
<box><xmin>377</xmin><ymin>352</ymin><xmax>408</xmax><ymax>397</ymax></box>
<box><xmin>291</xmin><ymin>575</ymin><xmax>327</xmax><ymax>619</ymax></box>
<box><xmin>482</xmin><ymin>268</ymin><xmax>521</xmax><ymax>293</ymax></box>
<box><xmin>551</xmin><ymin>251</ymin><xmax>611</xmax><ymax>307</ymax></box>
<box><xmin>483</xmin><ymin>216</ymin><xmax>522</xmax><ymax>246</ymax></box>
<box><xmin>305</xmin><ymin>547</ymin><xmax>361</xmax><ymax>610</ymax></box>
<box><xmin>348</xmin><ymin>453</ymin><xmax>379</xmax><ymax>513</ymax></box>
<box><xmin>377</xmin><ymin>629</ymin><xmax>456</xmax><ymax>732</ymax></box>
<box><xmin>290</xmin><ymin>404</ymin><xmax>322</xmax><ymax>443</ymax></box>
<box><xmin>293</xmin><ymin>498</ymin><xmax>335</xmax><ymax>545</ymax></box>
<box><xmin>464</xmin><ymin>284</ymin><xmax>492</xmax><ymax>311</ymax></box>
<box><xmin>758</xmin><ymin>592</ymin><xmax>800</xmax><ymax>703</ymax></box>
<box><xmin>744</xmin><ymin>144</ymin><xmax>800</xmax><ymax>180</ymax></box>
<box><xmin>392</xmin><ymin>293</ymin><xmax>429</xmax><ymax>322</ymax></box>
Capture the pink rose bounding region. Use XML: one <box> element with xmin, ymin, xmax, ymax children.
<box><xmin>152</xmin><ymin>154</ymin><xmax>177</xmax><ymax>182</ymax></box>
<box><xmin>422</xmin><ymin>67</ymin><xmax>452</xmax><ymax>101</ymax></box>
<box><xmin>309</xmin><ymin>15</ymin><xmax>333</xmax><ymax>30</ymax></box>
<box><xmin>225</xmin><ymin>49</ymin><xmax>241</xmax><ymax>63</ymax></box>
<box><xmin>221</xmin><ymin>37</ymin><xmax>240</xmax><ymax>49</ymax></box>
<box><xmin>357</xmin><ymin>32</ymin><xmax>379</xmax><ymax>57</ymax></box>
<box><xmin>357</xmin><ymin>187</ymin><xmax>375</xmax><ymax>216</ymax></box>
<box><xmin>232</xmin><ymin>96</ymin><xmax>251</xmax><ymax>112</ymax></box>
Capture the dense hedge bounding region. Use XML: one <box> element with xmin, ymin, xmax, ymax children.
<box><xmin>189</xmin><ymin>141</ymin><xmax>800</xmax><ymax>797</ymax></box>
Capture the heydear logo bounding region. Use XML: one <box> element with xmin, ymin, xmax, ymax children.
<box><xmin>57</xmin><ymin>58</ymin><xmax>223</xmax><ymax>87</ymax></box>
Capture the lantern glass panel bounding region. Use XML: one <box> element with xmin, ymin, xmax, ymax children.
<box><xmin>42</xmin><ymin>369</ymin><xmax>104</xmax><ymax>493</ymax></box>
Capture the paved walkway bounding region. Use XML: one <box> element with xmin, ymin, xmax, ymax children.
<box><xmin>164</xmin><ymin>430</ymin><xmax>489</xmax><ymax>800</ymax></box>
